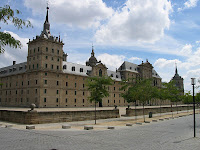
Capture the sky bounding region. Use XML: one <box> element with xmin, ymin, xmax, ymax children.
<box><xmin>0</xmin><ymin>0</ymin><xmax>200</xmax><ymax>93</ymax></box>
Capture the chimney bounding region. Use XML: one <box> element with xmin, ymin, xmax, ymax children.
<box><xmin>13</xmin><ymin>61</ymin><xmax>16</xmax><ymax>65</ymax></box>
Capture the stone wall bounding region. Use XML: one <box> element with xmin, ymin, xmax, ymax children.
<box><xmin>0</xmin><ymin>109</ymin><xmax>119</xmax><ymax>124</ymax></box>
<box><xmin>126</xmin><ymin>105</ymin><xmax>196</xmax><ymax>116</ymax></box>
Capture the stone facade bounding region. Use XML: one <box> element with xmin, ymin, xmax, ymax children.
<box><xmin>0</xmin><ymin>7</ymin><xmax>165</xmax><ymax>108</ymax></box>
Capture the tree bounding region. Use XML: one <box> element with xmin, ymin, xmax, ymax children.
<box><xmin>87</xmin><ymin>76</ymin><xmax>113</xmax><ymax>124</ymax></box>
<box><xmin>155</xmin><ymin>85</ymin><xmax>167</xmax><ymax>117</ymax></box>
<box><xmin>164</xmin><ymin>81</ymin><xmax>182</xmax><ymax>117</ymax></box>
<box><xmin>121</xmin><ymin>78</ymin><xmax>140</xmax><ymax>121</ymax></box>
<box><xmin>136</xmin><ymin>78</ymin><xmax>157</xmax><ymax>122</ymax></box>
<box><xmin>0</xmin><ymin>5</ymin><xmax>32</xmax><ymax>53</ymax></box>
<box><xmin>182</xmin><ymin>91</ymin><xmax>192</xmax><ymax>112</ymax></box>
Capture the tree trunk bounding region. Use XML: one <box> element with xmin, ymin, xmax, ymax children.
<box><xmin>171</xmin><ymin>102</ymin><xmax>173</xmax><ymax>118</ymax></box>
<box><xmin>160</xmin><ymin>100</ymin><xmax>162</xmax><ymax>117</ymax></box>
<box><xmin>95</xmin><ymin>101</ymin><xmax>96</xmax><ymax>124</ymax></box>
<box><xmin>176</xmin><ymin>101</ymin><xmax>178</xmax><ymax>114</ymax></box>
<box><xmin>135</xmin><ymin>101</ymin><xmax>137</xmax><ymax>121</ymax></box>
<box><xmin>143</xmin><ymin>103</ymin><xmax>145</xmax><ymax>122</ymax></box>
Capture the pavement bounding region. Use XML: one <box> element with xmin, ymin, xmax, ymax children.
<box><xmin>0</xmin><ymin>109</ymin><xmax>200</xmax><ymax>150</ymax></box>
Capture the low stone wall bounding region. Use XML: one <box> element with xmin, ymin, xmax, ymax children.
<box><xmin>0</xmin><ymin>109</ymin><xmax>119</xmax><ymax>124</ymax></box>
<box><xmin>126</xmin><ymin>105</ymin><xmax>196</xmax><ymax>116</ymax></box>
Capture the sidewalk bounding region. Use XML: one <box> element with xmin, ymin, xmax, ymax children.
<box><xmin>0</xmin><ymin>109</ymin><xmax>199</xmax><ymax>131</ymax></box>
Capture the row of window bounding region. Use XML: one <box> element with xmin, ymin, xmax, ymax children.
<box><xmin>29</xmin><ymin>47</ymin><xmax>60</xmax><ymax>55</ymax></box>
<box><xmin>63</xmin><ymin>65</ymin><xmax>84</xmax><ymax>73</ymax></box>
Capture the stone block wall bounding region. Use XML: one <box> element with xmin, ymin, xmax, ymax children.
<box><xmin>126</xmin><ymin>105</ymin><xmax>196</xmax><ymax>116</ymax></box>
<box><xmin>0</xmin><ymin>109</ymin><xmax>119</xmax><ymax>124</ymax></box>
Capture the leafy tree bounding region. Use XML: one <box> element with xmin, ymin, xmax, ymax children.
<box><xmin>155</xmin><ymin>85</ymin><xmax>167</xmax><ymax>117</ymax></box>
<box><xmin>121</xmin><ymin>78</ymin><xmax>140</xmax><ymax>121</ymax></box>
<box><xmin>136</xmin><ymin>78</ymin><xmax>157</xmax><ymax>122</ymax></box>
<box><xmin>164</xmin><ymin>81</ymin><xmax>182</xmax><ymax>117</ymax></box>
<box><xmin>0</xmin><ymin>5</ymin><xmax>32</xmax><ymax>53</ymax></box>
<box><xmin>182</xmin><ymin>91</ymin><xmax>192</xmax><ymax>112</ymax></box>
<box><xmin>87</xmin><ymin>76</ymin><xmax>113</xmax><ymax>124</ymax></box>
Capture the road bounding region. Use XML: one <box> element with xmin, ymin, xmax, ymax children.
<box><xmin>0</xmin><ymin>114</ymin><xmax>200</xmax><ymax>150</ymax></box>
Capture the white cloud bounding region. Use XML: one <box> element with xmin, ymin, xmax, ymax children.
<box><xmin>24</xmin><ymin>0</ymin><xmax>114</xmax><ymax>29</ymax></box>
<box><xmin>178</xmin><ymin>0</ymin><xmax>199</xmax><ymax>11</ymax></box>
<box><xmin>179</xmin><ymin>44</ymin><xmax>192</xmax><ymax>56</ymax></box>
<box><xmin>128</xmin><ymin>57</ymin><xmax>142</xmax><ymax>62</ymax></box>
<box><xmin>0</xmin><ymin>31</ymin><xmax>29</xmax><ymax>68</ymax></box>
<box><xmin>95</xmin><ymin>0</ymin><xmax>172</xmax><ymax>44</ymax></box>
<box><xmin>97</xmin><ymin>53</ymin><xmax>125</xmax><ymax>71</ymax></box>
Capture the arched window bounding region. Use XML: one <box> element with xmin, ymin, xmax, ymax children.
<box><xmin>99</xmin><ymin>69</ymin><xmax>102</xmax><ymax>77</ymax></box>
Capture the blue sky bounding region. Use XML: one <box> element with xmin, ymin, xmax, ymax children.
<box><xmin>1</xmin><ymin>0</ymin><xmax>200</xmax><ymax>92</ymax></box>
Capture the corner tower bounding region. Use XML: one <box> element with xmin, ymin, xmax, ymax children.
<box><xmin>27</xmin><ymin>7</ymin><xmax>64</xmax><ymax>73</ymax></box>
<box><xmin>171</xmin><ymin>65</ymin><xmax>184</xmax><ymax>94</ymax></box>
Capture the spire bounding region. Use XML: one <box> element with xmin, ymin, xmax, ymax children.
<box><xmin>175</xmin><ymin>62</ymin><xmax>178</xmax><ymax>74</ymax></box>
<box><xmin>45</xmin><ymin>6</ymin><xmax>49</xmax><ymax>23</ymax></box>
<box><xmin>40</xmin><ymin>6</ymin><xmax>51</xmax><ymax>38</ymax></box>
<box><xmin>91</xmin><ymin>43</ymin><xmax>94</xmax><ymax>57</ymax></box>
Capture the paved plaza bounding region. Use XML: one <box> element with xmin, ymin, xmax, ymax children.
<box><xmin>0</xmin><ymin>112</ymin><xmax>199</xmax><ymax>150</ymax></box>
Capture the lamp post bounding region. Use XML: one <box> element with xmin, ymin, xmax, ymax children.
<box><xmin>191</xmin><ymin>78</ymin><xmax>196</xmax><ymax>137</ymax></box>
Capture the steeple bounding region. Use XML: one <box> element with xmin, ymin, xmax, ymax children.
<box><xmin>40</xmin><ymin>6</ymin><xmax>51</xmax><ymax>38</ymax></box>
<box><xmin>86</xmin><ymin>45</ymin><xmax>98</xmax><ymax>67</ymax></box>
<box><xmin>91</xmin><ymin>44</ymin><xmax>95</xmax><ymax>57</ymax></box>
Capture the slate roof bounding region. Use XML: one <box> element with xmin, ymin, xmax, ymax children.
<box><xmin>0</xmin><ymin>62</ymin><xmax>27</xmax><ymax>77</ymax></box>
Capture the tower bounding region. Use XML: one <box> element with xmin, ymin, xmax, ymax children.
<box><xmin>171</xmin><ymin>64</ymin><xmax>184</xmax><ymax>94</ymax></box>
<box><xmin>27</xmin><ymin>7</ymin><xmax>64</xmax><ymax>73</ymax></box>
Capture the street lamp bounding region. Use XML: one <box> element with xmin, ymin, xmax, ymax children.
<box><xmin>191</xmin><ymin>78</ymin><xmax>196</xmax><ymax>137</ymax></box>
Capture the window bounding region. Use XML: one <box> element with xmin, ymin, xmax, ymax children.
<box><xmin>57</xmin><ymin>58</ymin><xmax>59</xmax><ymax>62</ymax></box>
<box><xmin>0</xmin><ymin>98</ymin><xmax>1</xmax><ymax>102</ymax></box>
<box><xmin>21</xmin><ymin>98</ymin><xmax>23</xmax><ymax>103</ymax></box>
<box><xmin>75</xmin><ymin>91</ymin><xmax>76</xmax><ymax>95</ymax></box>
<box><xmin>56</xmin><ymin>98</ymin><xmax>58</xmax><ymax>103</ymax></box>
<box><xmin>80</xmin><ymin>68</ymin><xmax>83</xmax><ymax>72</ymax></box>
<box><xmin>72</xmin><ymin>66</ymin><xmax>75</xmax><ymax>71</ymax></box>
<box><xmin>37</xmin><ymin>64</ymin><xmax>39</xmax><ymax>69</ymax></box>
<box><xmin>99</xmin><ymin>69</ymin><xmax>102</xmax><ymax>77</ymax></box>
<box><xmin>83</xmin><ymin>92</ymin><xmax>85</xmax><ymax>96</ymax></box>
<box><xmin>114</xmin><ymin>87</ymin><xmax>115</xmax><ymax>91</ymax></box>
<box><xmin>27</xmin><ymin>98</ymin><xmax>29</xmax><ymax>102</ymax></box>
<box><xmin>114</xmin><ymin>94</ymin><xmax>115</xmax><ymax>97</ymax></box>
<box><xmin>66</xmin><ymin>90</ymin><xmax>68</xmax><ymax>95</ymax></box>
<box><xmin>33</xmin><ymin>64</ymin><xmax>34</xmax><ymax>69</ymax></box>
<box><xmin>57</xmin><ymin>81</ymin><xmax>59</xmax><ymax>85</ymax></box>
<box><xmin>57</xmin><ymin>66</ymin><xmax>59</xmax><ymax>70</ymax></box>
<box><xmin>22</xmin><ymin>81</ymin><xmax>23</xmax><ymax>86</ymax></box>
<box><xmin>44</xmin><ymin>98</ymin><xmax>46</xmax><ymax>102</ymax></box>
<box><xmin>35</xmin><ymin>89</ymin><xmax>37</xmax><ymax>94</ymax></box>
<box><xmin>44</xmin><ymin>80</ymin><xmax>47</xmax><ymax>84</ymax></box>
<box><xmin>83</xmin><ymin>99</ymin><xmax>85</xmax><ymax>103</ymax></box>
<box><xmin>74</xmin><ymin>99</ymin><xmax>76</xmax><ymax>103</ymax></box>
<box><xmin>28</xmin><ymin>81</ymin><xmax>29</xmax><ymax>85</ymax></box>
<box><xmin>108</xmin><ymin>100</ymin><xmax>109</xmax><ymax>103</ymax></box>
<box><xmin>16</xmin><ymin>90</ymin><xmax>17</xmax><ymax>94</ymax></box>
<box><xmin>65</xmin><ymin>98</ymin><xmax>67</xmax><ymax>103</ymax></box>
<box><xmin>52</xmin><ymin>57</ymin><xmax>54</xmax><ymax>60</ymax></box>
<box><xmin>114</xmin><ymin>100</ymin><xmax>115</xmax><ymax>103</ymax></box>
<box><xmin>44</xmin><ymin>89</ymin><xmax>47</xmax><ymax>94</ymax></box>
<box><xmin>51</xmin><ymin>65</ymin><xmax>53</xmax><ymax>69</ymax></box>
<box><xmin>46</xmin><ymin>56</ymin><xmax>48</xmax><ymax>59</ymax></box>
<box><xmin>46</xmin><ymin>47</ymin><xmax>48</xmax><ymax>52</ymax></box>
<box><xmin>111</xmin><ymin>74</ymin><xmax>113</xmax><ymax>77</ymax></box>
<box><xmin>63</xmin><ymin>65</ymin><xmax>67</xmax><ymax>69</ymax></box>
<box><xmin>83</xmin><ymin>84</ymin><xmax>85</xmax><ymax>88</ymax></box>
<box><xmin>57</xmin><ymin>50</ymin><xmax>59</xmax><ymax>54</ymax></box>
<box><xmin>57</xmin><ymin>90</ymin><xmax>59</xmax><ymax>94</ymax></box>
<box><xmin>75</xmin><ymin>83</ymin><xmax>76</xmax><ymax>87</ymax></box>
<box><xmin>119</xmin><ymin>100</ymin><xmax>120</xmax><ymax>103</ymax></box>
<box><xmin>36</xmin><ymin>80</ymin><xmax>38</xmax><ymax>84</ymax></box>
<box><xmin>66</xmin><ymin>82</ymin><xmax>68</xmax><ymax>86</ymax></box>
<box><xmin>45</xmin><ymin>64</ymin><xmax>48</xmax><ymax>68</ymax></box>
<box><xmin>34</xmin><ymin>48</ymin><xmax>35</xmax><ymax>53</ymax></box>
<box><xmin>38</xmin><ymin>47</ymin><xmax>39</xmax><ymax>52</ymax></box>
<box><xmin>45</xmin><ymin>72</ymin><xmax>47</xmax><ymax>76</ymax></box>
<box><xmin>52</xmin><ymin>49</ymin><xmax>54</xmax><ymax>53</ymax></box>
